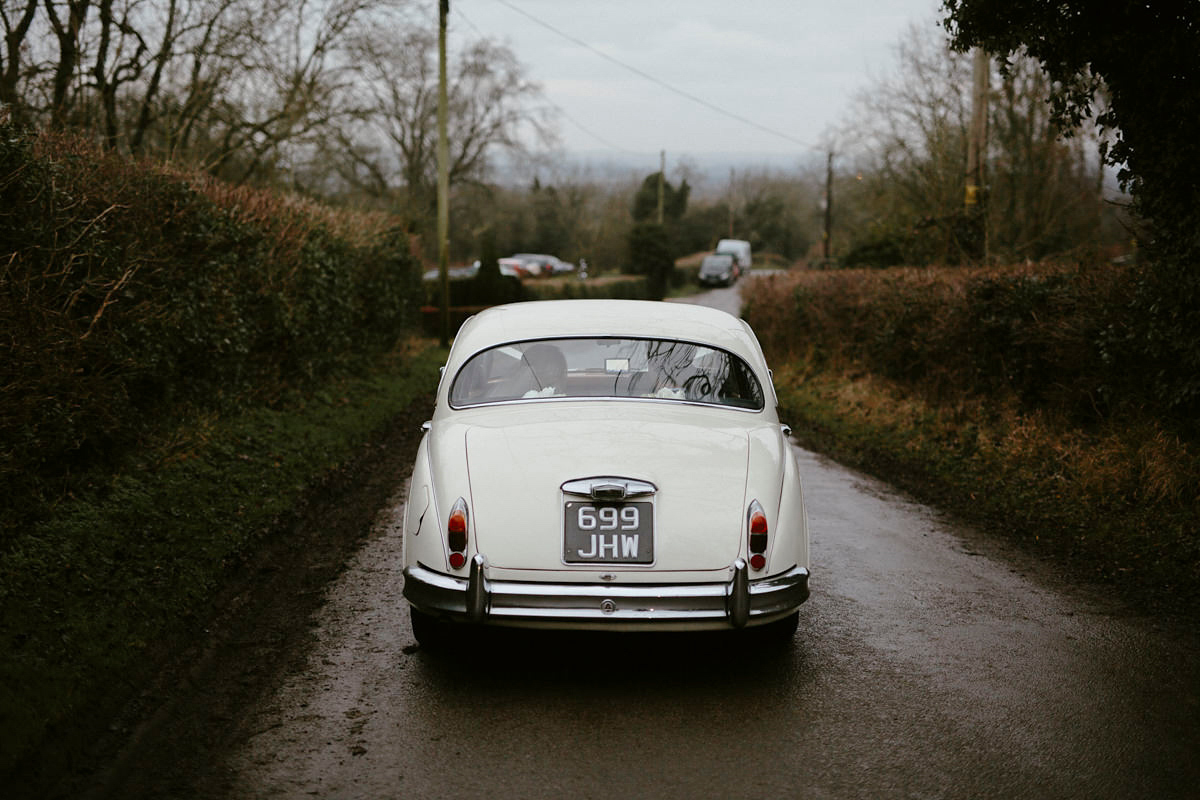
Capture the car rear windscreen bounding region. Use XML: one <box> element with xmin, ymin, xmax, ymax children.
<box><xmin>450</xmin><ymin>337</ymin><xmax>764</xmax><ymax>410</ymax></box>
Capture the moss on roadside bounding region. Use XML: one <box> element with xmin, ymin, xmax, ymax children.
<box><xmin>0</xmin><ymin>345</ymin><xmax>445</xmax><ymax>779</ymax></box>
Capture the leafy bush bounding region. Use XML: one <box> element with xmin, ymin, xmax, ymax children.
<box><xmin>626</xmin><ymin>222</ymin><xmax>673</xmax><ymax>300</ymax></box>
<box><xmin>0</xmin><ymin>348</ymin><xmax>445</xmax><ymax>783</ymax></box>
<box><xmin>525</xmin><ymin>275</ymin><xmax>651</xmax><ymax>301</ymax></box>
<box><xmin>842</xmin><ymin>229</ymin><xmax>909</xmax><ymax>268</ymax></box>
<box><xmin>434</xmin><ymin>268</ymin><xmax>528</xmax><ymax>307</ymax></box>
<box><xmin>0</xmin><ymin>124</ymin><xmax>423</xmax><ymax>545</ymax></box>
<box><xmin>745</xmin><ymin>264</ymin><xmax>1199</xmax><ymax>616</ymax></box>
<box><xmin>1106</xmin><ymin>259</ymin><xmax>1200</xmax><ymax>417</ymax></box>
<box><xmin>743</xmin><ymin>262</ymin><xmax>1168</xmax><ymax>428</ymax></box>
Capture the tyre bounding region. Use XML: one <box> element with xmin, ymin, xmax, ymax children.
<box><xmin>410</xmin><ymin>607</ymin><xmax>448</xmax><ymax>650</ymax></box>
<box><xmin>751</xmin><ymin>610</ymin><xmax>800</xmax><ymax>646</ymax></box>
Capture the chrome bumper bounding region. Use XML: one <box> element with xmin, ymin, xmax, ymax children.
<box><xmin>403</xmin><ymin>555</ymin><xmax>810</xmax><ymax>630</ymax></box>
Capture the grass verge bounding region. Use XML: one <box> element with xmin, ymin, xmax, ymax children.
<box><xmin>773</xmin><ymin>362</ymin><xmax>1200</xmax><ymax>621</ymax></box>
<box><xmin>0</xmin><ymin>344</ymin><xmax>445</xmax><ymax>783</ymax></box>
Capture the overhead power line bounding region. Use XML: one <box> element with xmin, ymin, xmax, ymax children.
<box><xmin>453</xmin><ymin>4</ymin><xmax>645</xmax><ymax>156</ymax></box>
<box><xmin>491</xmin><ymin>0</ymin><xmax>819</xmax><ymax>151</ymax></box>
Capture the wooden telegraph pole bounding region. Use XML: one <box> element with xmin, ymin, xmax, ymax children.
<box><xmin>728</xmin><ymin>167</ymin><xmax>735</xmax><ymax>238</ymax></box>
<box><xmin>823</xmin><ymin>150</ymin><xmax>833</xmax><ymax>262</ymax></box>
<box><xmin>437</xmin><ymin>0</ymin><xmax>451</xmax><ymax>347</ymax></box>
<box><xmin>657</xmin><ymin>150</ymin><xmax>665</xmax><ymax>225</ymax></box>
<box><xmin>965</xmin><ymin>47</ymin><xmax>989</xmax><ymax>262</ymax></box>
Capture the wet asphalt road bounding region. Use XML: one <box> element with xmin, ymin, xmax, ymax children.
<box><xmin>212</xmin><ymin>446</ymin><xmax>1200</xmax><ymax>800</ymax></box>
<box><xmin>208</xmin><ymin>281</ymin><xmax>1200</xmax><ymax>799</ymax></box>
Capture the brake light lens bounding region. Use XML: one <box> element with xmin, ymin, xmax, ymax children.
<box><xmin>447</xmin><ymin>497</ymin><xmax>469</xmax><ymax>569</ymax></box>
<box><xmin>747</xmin><ymin>500</ymin><xmax>768</xmax><ymax>571</ymax></box>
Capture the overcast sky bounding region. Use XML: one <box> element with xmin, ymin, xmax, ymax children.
<box><xmin>449</xmin><ymin>0</ymin><xmax>944</xmax><ymax>163</ymax></box>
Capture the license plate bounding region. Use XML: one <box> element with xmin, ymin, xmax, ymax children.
<box><xmin>563</xmin><ymin>501</ymin><xmax>653</xmax><ymax>564</ymax></box>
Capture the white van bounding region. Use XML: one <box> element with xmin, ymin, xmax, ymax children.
<box><xmin>716</xmin><ymin>239</ymin><xmax>752</xmax><ymax>270</ymax></box>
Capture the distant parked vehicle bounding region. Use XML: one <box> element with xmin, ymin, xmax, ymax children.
<box><xmin>548</xmin><ymin>256</ymin><xmax>576</xmax><ymax>275</ymax></box>
<box><xmin>510</xmin><ymin>254</ymin><xmax>550</xmax><ymax>276</ymax></box>
<box><xmin>716</xmin><ymin>239</ymin><xmax>752</xmax><ymax>271</ymax></box>
<box><xmin>498</xmin><ymin>257</ymin><xmax>533</xmax><ymax>278</ymax></box>
<box><xmin>506</xmin><ymin>253</ymin><xmax>574</xmax><ymax>277</ymax></box>
<box><xmin>698</xmin><ymin>253</ymin><xmax>739</xmax><ymax>287</ymax></box>
<box><xmin>423</xmin><ymin>261</ymin><xmax>482</xmax><ymax>282</ymax></box>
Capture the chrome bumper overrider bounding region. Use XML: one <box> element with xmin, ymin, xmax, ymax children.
<box><xmin>403</xmin><ymin>555</ymin><xmax>810</xmax><ymax>629</ymax></box>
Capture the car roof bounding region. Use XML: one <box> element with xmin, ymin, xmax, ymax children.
<box><xmin>447</xmin><ymin>300</ymin><xmax>766</xmax><ymax>372</ymax></box>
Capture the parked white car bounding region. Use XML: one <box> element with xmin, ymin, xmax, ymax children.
<box><xmin>716</xmin><ymin>238</ymin><xmax>752</xmax><ymax>270</ymax></box>
<box><xmin>497</xmin><ymin>257</ymin><xmax>530</xmax><ymax>278</ymax></box>
<box><xmin>507</xmin><ymin>253</ymin><xmax>575</xmax><ymax>277</ymax></box>
<box><xmin>402</xmin><ymin>299</ymin><xmax>811</xmax><ymax>645</ymax></box>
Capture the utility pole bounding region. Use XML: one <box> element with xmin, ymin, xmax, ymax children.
<box><xmin>823</xmin><ymin>150</ymin><xmax>834</xmax><ymax>262</ymax></box>
<box><xmin>657</xmin><ymin>150</ymin><xmax>665</xmax><ymax>225</ymax></box>
<box><xmin>728</xmin><ymin>167</ymin><xmax>735</xmax><ymax>238</ymax></box>
<box><xmin>965</xmin><ymin>47</ymin><xmax>989</xmax><ymax>262</ymax></box>
<box><xmin>436</xmin><ymin>0</ymin><xmax>451</xmax><ymax>347</ymax></box>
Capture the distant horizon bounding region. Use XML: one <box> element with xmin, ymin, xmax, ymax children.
<box><xmin>492</xmin><ymin>148</ymin><xmax>827</xmax><ymax>193</ymax></box>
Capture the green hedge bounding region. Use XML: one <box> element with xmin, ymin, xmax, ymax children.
<box><xmin>745</xmin><ymin>265</ymin><xmax>1147</xmax><ymax>427</ymax></box>
<box><xmin>0</xmin><ymin>348</ymin><xmax>445</xmax><ymax>782</ymax></box>
<box><xmin>524</xmin><ymin>275</ymin><xmax>653</xmax><ymax>301</ymax></box>
<box><xmin>0</xmin><ymin>121</ymin><xmax>435</xmax><ymax>779</ymax></box>
<box><xmin>0</xmin><ymin>125</ymin><xmax>423</xmax><ymax>545</ymax></box>
<box><xmin>744</xmin><ymin>265</ymin><xmax>1200</xmax><ymax>615</ymax></box>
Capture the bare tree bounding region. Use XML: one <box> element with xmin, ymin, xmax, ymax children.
<box><xmin>159</xmin><ymin>0</ymin><xmax>257</xmax><ymax>159</ymax></box>
<box><xmin>205</xmin><ymin>0</ymin><xmax>384</xmax><ymax>183</ymax></box>
<box><xmin>843</xmin><ymin>25</ymin><xmax>973</xmax><ymax>235</ymax></box>
<box><xmin>3</xmin><ymin>0</ymin><xmax>557</xmax><ymax>207</ymax></box>
<box><xmin>44</xmin><ymin>0</ymin><xmax>94</xmax><ymax>128</ymax></box>
<box><xmin>988</xmin><ymin>55</ymin><xmax>1103</xmax><ymax>259</ymax></box>
<box><xmin>89</xmin><ymin>0</ymin><xmax>155</xmax><ymax>148</ymax></box>
<box><xmin>1</xmin><ymin>0</ymin><xmax>40</xmax><ymax>120</ymax></box>
<box><xmin>125</xmin><ymin>0</ymin><xmax>181</xmax><ymax>152</ymax></box>
<box><xmin>342</xmin><ymin>25</ymin><xmax>554</xmax><ymax>225</ymax></box>
<box><xmin>142</xmin><ymin>0</ymin><xmax>384</xmax><ymax>184</ymax></box>
<box><xmin>838</xmin><ymin>24</ymin><xmax>1108</xmax><ymax>265</ymax></box>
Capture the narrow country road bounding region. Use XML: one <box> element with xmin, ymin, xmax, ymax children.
<box><xmin>203</xmin><ymin>443</ymin><xmax>1200</xmax><ymax>799</ymax></box>
<box><xmin>79</xmin><ymin>278</ymin><xmax>1200</xmax><ymax>799</ymax></box>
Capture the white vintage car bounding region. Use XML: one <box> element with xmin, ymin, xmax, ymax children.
<box><xmin>402</xmin><ymin>299</ymin><xmax>810</xmax><ymax>645</ymax></box>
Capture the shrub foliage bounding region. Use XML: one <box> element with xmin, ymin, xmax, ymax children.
<box><xmin>745</xmin><ymin>263</ymin><xmax>1158</xmax><ymax>427</ymax></box>
<box><xmin>0</xmin><ymin>125</ymin><xmax>423</xmax><ymax>543</ymax></box>
<box><xmin>745</xmin><ymin>264</ymin><xmax>1199</xmax><ymax>614</ymax></box>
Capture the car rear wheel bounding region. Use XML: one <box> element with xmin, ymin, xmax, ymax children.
<box><xmin>410</xmin><ymin>607</ymin><xmax>448</xmax><ymax>650</ymax></box>
<box><xmin>750</xmin><ymin>610</ymin><xmax>800</xmax><ymax>646</ymax></box>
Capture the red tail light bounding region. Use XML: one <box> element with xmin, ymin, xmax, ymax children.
<box><xmin>747</xmin><ymin>500</ymin><xmax>768</xmax><ymax>571</ymax></box>
<box><xmin>447</xmin><ymin>498</ymin><xmax>469</xmax><ymax>569</ymax></box>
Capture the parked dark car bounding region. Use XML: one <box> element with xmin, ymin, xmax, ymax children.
<box><xmin>698</xmin><ymin>253</ymin><xmax>739</xmax><ymax>287</ymax></box>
